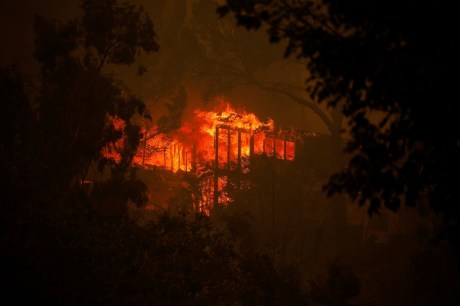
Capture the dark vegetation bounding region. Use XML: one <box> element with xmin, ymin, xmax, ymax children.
<box><xmin>219</xmin><ymin>0</ymin><xmax>459</xmax><ymax>243</ymax></box>
<box><xmin>1</xmin><ymin>0</ymin><xmax>306</xmax><ymax>304</ymax></box>
<box><xmin>1</xmin><ymin>0</ymin><xmax>460</xmax><ymax>305</ymax></box>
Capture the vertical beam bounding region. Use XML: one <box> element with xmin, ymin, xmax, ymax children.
<box><xmin>163</xmin><ymin>147</ymin><xmax>166</xmax><ymax>168</ymax></box>
<box><xmin>237</xmin><ymin>131</ymin><xmax>242</xmax><ymax>188</ymax></box>
<box><xmin>237</xmin><ymin>131</ymin><xmax>241</xmax><ymax>172</ymax></box>
<box><xmin>227</xmin><ymin>128</ymin><xmax>231</xmax><ymax>171</ymax></box>
<box><xmin>214</xmin><ymin>127</ymin><xmax>219</xmax><ymax>207</ymax></box>
<box><xmin>215</xmin><ymin>127</ymin><xmax>219</xmax><ymax>170</ymax></box>
<box><xmin>226</xmin><ymin>129</ymin><xmax>231</xmax><ymax>195</ymax></box>
<box><xmin>183</xmin><ymin>148</ymin><xmax>185</xmax><ymax>170</ymax></box>
<box><xmin>250</xmin><ymin>134</ymin><xmax>254</xmax><ymax>158</ymax></box>
<box><xmin>178</xmin><ymin>146</ymin><xmax>181</xmax><ymax>171</ymax></box>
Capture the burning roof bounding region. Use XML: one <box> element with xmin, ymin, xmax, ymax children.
<box><xmin>133</xmin><ymin>102</ymin><xmax>297</xmax><ymax>174</ymax></box>
<box><xmin>102</xmin><ymin>100</ymin><xmax>319</xmax><ymax>213</ymax></box>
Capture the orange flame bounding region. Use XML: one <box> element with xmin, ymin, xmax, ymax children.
<box><xmin>132</xmin><ymin>101</ymin><xmax>298</xmax><ymax>173</ymax></box>
<box><xmin>104</xmin><ymin>100</ymin><xmax>303</xmax><ymax>213</ymax></box>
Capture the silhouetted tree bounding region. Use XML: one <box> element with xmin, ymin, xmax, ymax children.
<box><xmin>0</xmin><ymin>66</ymin><xmax>36</xmax><ymax>225</ymax></box>
<box><xmin>1</xmin><ymin>0</ymin><xmax>159</xmax><ymax>301</ymax></box>
<box><xmin>191</xmin><ymin>0</ymin><xmax>343</xmax><ymax>145</ymax></box>
<box><xmin>309</xmin><ymin>260</ymin><xmax>360</xmax><ymax>306</ymax></box>
<box><xmin>219</xmin><ymin>0</ymin><xmax>459</xmax><ymax>243</ymax></box>
<box><xmin>33</xmin><ymin>0</ymin><xmax>158</xmax><ymax>187</ymax></box>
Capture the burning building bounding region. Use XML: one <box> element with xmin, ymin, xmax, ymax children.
<box><xmin>130</xmin><ymin>102</ymin><xmax>315</xmax><ymax>213</ymax></box>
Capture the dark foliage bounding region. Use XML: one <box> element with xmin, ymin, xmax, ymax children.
<box><xmin>0</xmin><ymin>66</ymin><xmax>36</xmax><ymax>226</ymax></box>
<box><xmin>31</xmin><ymin>0</ymin><xmax>157</xmax><ymax>190</ymax></box>
<box><xmin>309</xmin><ymin>261</ymin><xmax>360</xmax><ymax>306</ymax></box>
<box><xmin>219</xmin><ymin>0</ymin><xmax>459</xmax><ymax>243</ymax></box>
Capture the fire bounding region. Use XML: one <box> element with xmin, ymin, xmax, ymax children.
<box><xmin>103</xmin><ymin>100</ymin><xmax>299</xmax><ymax>214</ymax></box>
<box><xmin>133</xmin><ymin>102</ymin><xmax>296</xmax><ymax>172</ymax></box>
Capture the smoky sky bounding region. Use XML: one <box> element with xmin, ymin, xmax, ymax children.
<box><xmin>0</xmin><ymin>0</ymin><xmax>80</xmax><ymax>65</ymax></box>
<box><xmin>0</xmin><ymin>0</ymin><xmax>331</xmax><ymax>134</ymax></box>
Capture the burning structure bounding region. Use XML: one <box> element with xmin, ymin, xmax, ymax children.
<box><xmin>129</xmin><ymin>102</ymin><xmax>314</xmax><ymax>213</ymax></box>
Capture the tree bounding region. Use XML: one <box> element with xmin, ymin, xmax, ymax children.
<box><xmin>0</xmin><ymin>66</ymin><xmax>36</xmax><ymax>224</ymax></box>
<box><xmin>219</xmin><ymin>0</ymin><xmax>459</xmax><ymax>241</ymax></box>
<box><xmin>189</xmin><ymin>0</ymin><xmax>344</xmax><ymax>148</ymax></box>
<box><xmin>1</xmin><ymin>0</ymin><xmax>159</xmax><ymax>299</ymax></box>
<box><xmin>33</xmin><ymin>0</ymin><xmax>158</xmax><ymax>188</ymax></box>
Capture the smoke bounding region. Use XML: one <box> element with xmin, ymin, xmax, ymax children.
<box><xmin>0</xmin><ymin>0</ymin><xmax>331</xmax><ymax>135</ymax></box>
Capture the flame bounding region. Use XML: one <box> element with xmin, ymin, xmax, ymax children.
<box><xmin>104</xmin><ymin>100</ymin><xmax>302</xmax><ymax>213</ymax></box>
<box><xmin>132</xmin><ymin>102</ymin><xmax>296</xmax><ymax>173</ymax></box>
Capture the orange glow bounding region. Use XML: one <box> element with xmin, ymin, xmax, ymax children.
<box><xmin>105</xmin><ymin>100</ymin><xmax>304</xmax><ymax>212</ymax></box>
<box><xmin>286</xmin><ymin>141</ymin><xmax>295</xmax><ymax>161</ymax></box>
<box><xmin>132</xmin><ymin>101</ymin><xmax>287</xmax><ymax>173</ymax></box>
<box><xmin>254</xmin><ymin>132</ymin><xmax>264</xmax><ymax>155</ymax></box>
<box><xmin>101</xmin><ymin>116</ymin><xmax>126</xmax><ymax>163</ymax></box>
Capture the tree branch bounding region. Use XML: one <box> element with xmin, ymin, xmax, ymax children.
<box><xmin>253</xmin><ymin>80</ymin><xmax>333</xmax><ymax>131</ymax></box>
